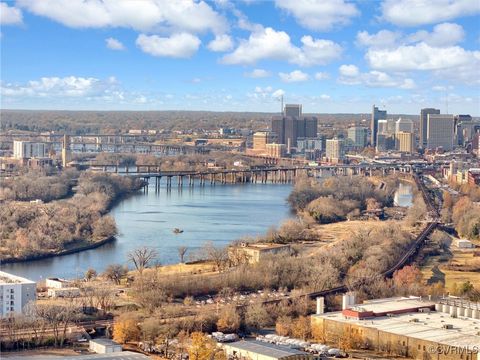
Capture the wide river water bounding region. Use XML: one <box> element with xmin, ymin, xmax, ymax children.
<box><xmin>1</xmin><ymin>181</ymin><xmax>413</xmax><ymax>281</ymax></box>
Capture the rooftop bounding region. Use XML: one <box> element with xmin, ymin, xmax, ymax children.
<box><xmin>355</xmin><ymin>296</ymin><xmax>435</xmax><ymax>314</ymax></box>
<box><xmin>224</xmin><ymin>340</ymin><xmax>309</xmax><ymax>359</ymax></box>
<box><xmin>0</xmin><ymin>271</ymin><xmax>35</xmax><ymax>285</ymax></box>
<box><xmin>1</xmin><ymin>351</ymin><xmax>148</xmax><ymax>360</ymax></box>
<box><xmin>236</xmin><ymin>243</ymin><xmax>290</xmax><ymax>250</ymax></box>
<box><xmin>90</xmin><ymin>338</ymin><xmax>121</xmax><ymax>346</ymax></box>
<box><xmin>313</xmin><ymin>310</ymin><xmax>480</xmax><ymax>349</ymax></box>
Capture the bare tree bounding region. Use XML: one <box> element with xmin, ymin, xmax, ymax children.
<box><xmin>178</xmin><ymin>246</ymin><xmax>188</xmax><ymax>263</ymax></box>
<box><xmin>103</xmin><ymin>264</ymin><xmax>128</xmax><ymax>285</ymax></box>
<box><xmin>127</xmin><ymin>246</ymin><xmax>158</xmax><ymax>274</ymax></box>
<box><xmin>202</xmin><ymin>242</ymin><xmax>227</xmax><ymax>271</ymax></box>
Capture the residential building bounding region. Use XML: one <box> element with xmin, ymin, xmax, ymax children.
<box><xmin>396</xmin><ymin>131</ymin><xmax>415</xmax><ymax>153</ymax></box>
<box><xmin>420</xmin><ymin>108</ymin><xmax>440</xmax><ymax>148</ymax></box>
<box><xmin>0</xmin><ymin>271</ymin><xmax>36</xmax><ymax>318</ymax></box>
<box><xmin>311</xmin><ymin>296</ymin><xmax>480</xmax><ymax>360</ymax></box>
<box><xmin>325</xmin><ymin>138</ymin><xmax>344</xmax><ymax>163</ymax></box>
<box><xmin>13</xmin><ymin>140</ymin><xmax>46</xmax><ymax>159</ymax></box>
<box><xmin>223</xmin><ymin>340</ymin><xmax>316</xmax><ymax>360</ymax></box>
<box><xmin>370</xmin><ymin>105</ymin><xmax>387</xmax><ymax>146</ymax></box>
<box><xmin>347</xmin><ymin>126</ymin><xmax>367</xmax><ymax>148</ymax></box>
<box><xmin>468</xmin><ymin>168</ymin><xmax>480</xmax><ymax>185</ymax></box>
<box><xmin>427</xmin><ymin>114</ymin><xmax>455</xmax><ymax>151</ymax></box>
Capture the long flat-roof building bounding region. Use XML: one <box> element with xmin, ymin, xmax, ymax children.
<box><xmin>311</xmin><ymin>296</ymin><xmax>480</xmax><ymax>360</ymax></box>
<box><xmin>223</xmin><ymin>340</ymin><xmax>317</xmax><ymax>360</ymax></box>
<box><xmin>0</xmin><ymin>271</ymin><xmax>36</xmax><ymax>317</ymax></box>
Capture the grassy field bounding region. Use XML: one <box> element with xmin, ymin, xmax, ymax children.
<box><xmin>420</xmin><ymin>236</ymin><xmax>480</xmax><ymax>289</ymax></box>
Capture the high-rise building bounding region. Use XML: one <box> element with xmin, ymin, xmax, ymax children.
<box><xmin>271</xmin><ymin>105</ymin><xmax>317</xmax><ymax>147</ymax></box>
<box><xmin>371</xmin><ymin>105</ymin><xmax>387</xmax><ymax>146</ymax></box>
<box><xmin>325</xmin><ymin>138</ymin><xmax>344</xmax><ymax>163</ymax></box>
<box><xmin>454</xmin><ymin>115</ymin><xmax>473</xmax><ymax>146</ymax></box>
<box><xmin>427</xmin><ymin>114</ymin><xmax>455</xmax><ymax>151</ymax></box>
<box><xmin>377</xmin><ymin>119</ymin><xmax>388</xmax><ymax>135</ymax></box>
<box><xmin>420</xmin><ymin>108</ymin><xmax>440</xmax><ymax>148</ymax></box>
<box><xmin>347</xmin><ymin>126</ymin><xmax>367</xmax><ymax>148</ymax></box>
<box><xmin>284</xmin><ymin>104</ymin><xmax>302</xmax><ymax>117</ymax></box>
<box><xmin>395</xmin><ymin>118</ymin><xmax>414</xmax><ymax>134</ymax></box>
<box><xmin>0</xmin><ymin>271</ymin><xmax>36</xmax><ymax>318</ymax></box>
<box><xmin>13</xmin><ymin>140</ymin><xmax>46</xmax><ymax>159</ymax></box>
<box><xmin>396</xmin><ymin>131</ymin><xmax>415</xmax><ymax>153</ymax></box>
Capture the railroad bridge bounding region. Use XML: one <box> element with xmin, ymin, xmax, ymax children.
<box><xmin>89</xmin><ymin>163</ymin><xmax>414</xmax><ymax>190</ymax></box>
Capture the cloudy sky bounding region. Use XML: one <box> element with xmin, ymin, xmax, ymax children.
<box><xmin>1</xmin><ymin>0</ymin><xmax>479</xmax><ymax>114</ymax></box>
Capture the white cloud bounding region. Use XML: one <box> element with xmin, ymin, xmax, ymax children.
<box><xmin>136</xmin><ymin>33</ymin><xmax>201</xmax><ymax>58</ymax></box>
<box><xmin>295</xmin><ymin>36</ymin><xmax>343</xmax><ymax>66</ymax></box>
<box><xmin>275</xmin><ymin>0</ymin><xmax>359</xmax><ymax>31</ymax></box>
<box><xmin>381</xmin><ymin>0</ymin><xmax>480</xmax><ymax>27</ymax></box>
<box><xmin>356</xmin><ymin>30</ymin><xmax>400</xmax><ymax>49</ymax></box>
<box><xmin>222</xmin><ymin>27</ymin><xmax>342</xmax><ymax>67</ymax></box>
<box><xmin>279</xmin><ymin>70</ymin><xmax>309</xmax><ymax>82</ymax></box>
<box><xmin>314</xmin><ymin>72</ymin><xmax>329</xmax><ymax>80</ymax></box>
<box><xmin>0</xmin><ymin>2</ymin><xmax>23</xmax><ymax>25</ymax></box>
<box><xmin>17</xmin><ymin>0</ymin><xmax>227</xmax><ymax>34</ymax></box>
<box><xmin>105</xmin><ymin>37</ymin><xmax>126</xmax><ymax>51</ymax></box>
<box><xmin>366</xmin><ymin>42</ymin><xmax>480</xmax><ymax>71</ymax></box>
<box><xmin>407</xmin><ymin>22</ymin><xmax>465</xmax><ymax>47</ymax></box>
<box><xmin>339</xmin><ymin>64</ymin><xmax>360</xmax><ymax>77</ymax></box>
<box><xmin>244</xmin><ymin>69</ymin><xmax>271</xmax><ymax>78</ymax></box>
<box><xmin>247</xmin><ymin>86</ymin><xmax>285</xmax><ymax>100</ymax></box>
<box><xmin>338</xmin><ymin>65</ymin><xmax>415</xmax><ymax>89</ymax></box>
<box><xmin>319</xmin><ymin>94</ymin><xmax>331</xmax><ymax>100</ymax></box>
<box><xmin>207</xmin><ymin>34</ymin><xmax>233</xmax><ymax>52</ymax></box>
<box><xmin>1</xmin><ymin>76</ymin><xmax>118</xmax><ymax>98</ymax></box>
<box><xmin>271</xmin><ymin>89</ymin><xmax>285</xmax><ymax>99</ymax></box>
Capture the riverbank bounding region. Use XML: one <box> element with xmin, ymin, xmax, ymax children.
<box><xmin>0</xmin><ymin>236</ymin><xmax>115</xmax><ymax>264</ymax></box>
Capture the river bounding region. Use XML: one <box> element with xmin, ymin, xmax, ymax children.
<box><xmin>1</xmin><ymin>181</ymin><xmax>413</xmax><ymax>281</ymax></box>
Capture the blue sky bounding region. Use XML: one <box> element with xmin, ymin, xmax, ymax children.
<box><xmin>1</xmin><ymin>0</ymin><xmax>479</xmax><ymax>115</ymax></box>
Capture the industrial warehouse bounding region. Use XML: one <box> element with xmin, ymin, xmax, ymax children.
<box><xmin>311</xmin><ymin>296</ymin><xmax>480</xmax><ymax>360</ymax></box>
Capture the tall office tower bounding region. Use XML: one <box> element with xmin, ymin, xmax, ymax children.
<box><xmin>13</xmin><ymin>140</ymin><xmax>46</xmax><ymax>159</ymax></box>
<box><xmin>62</xmin><ymin>134</ymin><xmax>71</xmax><ymax>167</ymax></box>
<box><xmin>420</xmin><ymin>108</ymin><xmax>440</xmax><ymax>148</ymax></box>
<box><xmin>371</xmin><ymin>105</ymin><xmax>387</xmax><ymax>146</ymax></box>
<box><xmin>325</xmin><ymin>137</ymin><xmax>344</xmax><ymax>163</ymax></box>
<box><xmin>271</xmin><ymin>105</ymin><xmax>317</xmax><ymax>148</ymax></box>
<box><xmin>454</xmin><ymin>115</ymin><xmax>473</xmax><ymax>146</ymax></box>
<box><xmin>377</xmin><ymin>119</ymin><xmax>388</xmax><ymax>135</ymax></box>
<box><xmin>427</xmin><ymin>114</ymin><xmax>455</xmax><ymax>151</ymax></box>
<box><xmin>347</xmin><ymin>126</ymin><xmax>367</xmax><ymax>148</ymax></box>
<box><xmin>395</xmin><ymin>118</ymin><xmax>414</xmax><ymax>134</ymax></box>
<box><xmin>284</xmin><ymin>104</ymin><xmax>302</xmax><ymax>117</ymax></box>
<box><xmin>396</xmin><ymin>131</ymin><xmax>415</xmax><ymax>153</ymax></box>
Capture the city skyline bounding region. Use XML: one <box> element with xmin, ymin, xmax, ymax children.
<box><xmin>1</xmin><ymin>0</ymin><xmax>479</xmax><ymax>115</ymax></box>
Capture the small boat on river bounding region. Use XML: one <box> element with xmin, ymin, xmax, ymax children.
<box><xmin>173</xmin><ymin>228</ymin><xmax>184</xmax><ymax>234</ymax></box>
